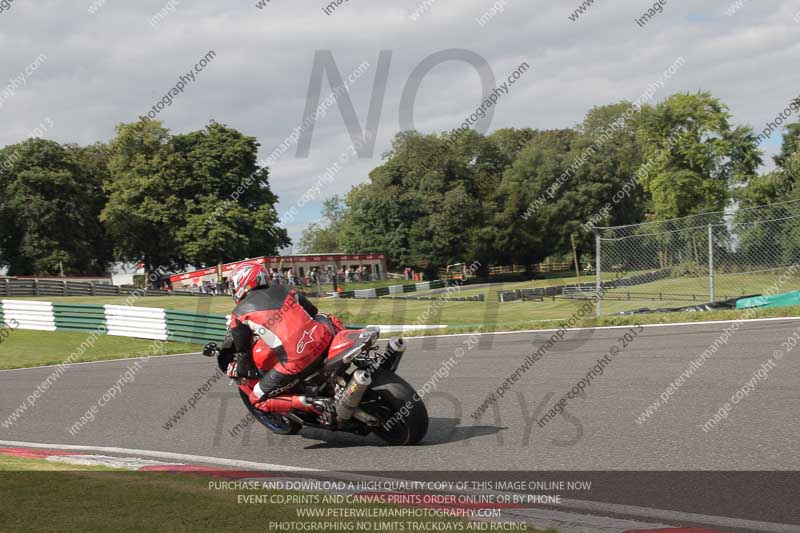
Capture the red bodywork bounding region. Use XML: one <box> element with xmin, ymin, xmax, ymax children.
<box><xmin>327</xmin><ymin>329</ymin><xmax>366</xmax><ymax>360</ymax></box>
<box><xmin>237</xmin><ymin>328</ymin><xmax>365</xmax><ymax>399</ymax></box>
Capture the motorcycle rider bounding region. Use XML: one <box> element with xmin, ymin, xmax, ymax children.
<box><xmin>205</xmin><ymin>261</ymin><xmax>343</xmax><ymax>417</ymax></box>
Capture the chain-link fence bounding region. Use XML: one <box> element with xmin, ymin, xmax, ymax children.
<box><xmin>593</xmin><ymin>199</ymin><xmax>800</xmax><ymax>317</ymax></box>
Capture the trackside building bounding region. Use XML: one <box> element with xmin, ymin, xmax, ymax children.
<box><xmin>168</xmin><ymin>253</ymin><xmax>387</xmax><ymax>290</ymax></box>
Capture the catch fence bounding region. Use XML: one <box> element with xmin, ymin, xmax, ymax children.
<box><xmin>593</xmin><ymin>200</ymin><xmax>800</xmax><ymax>316</ymax></box>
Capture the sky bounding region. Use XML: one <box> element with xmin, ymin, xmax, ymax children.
<box><xmin>1</xmin><ymin>0</ymin><xmax>799</xmax><ymax>245</ymax></box>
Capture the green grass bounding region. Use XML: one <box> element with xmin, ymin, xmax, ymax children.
<box><xmin>12</xmin><ymin>283</ymin><xmax>800</xmax><ymax>331</ymax></box>
<box><xmin>0</xmin><ymin>329</ymin><xmax>198</xmax><ymax>370</ymax></box>
<box><xmin>447</xmin><ymin>270</ymin><xmax>645</xmax><ymax>300</ymax></box>
<box><xmin>603</xmin><ymin>271</ymin><xmax>800</xmax><ymax>302</ymax></box>
<box><xmin>596</xmin><ymin>304</ymin><xmax>800</xmax><ymax>328</ymax></box>
<box><xmin>3</xmin><ymin>297</ymin><xmax>800</xmax><ymax>371</ymax></box>
<box><xmin>7</xmin><ymin>268</ymin><xmax>800</xmax><ymax>353</ymax></box>
<box><xmin>0</xmin><ymin>455</ymin><xmax>551</xmax><ymax>533</ymax></box>
<box><xmin>7</xmin><ymin>294</ymin><xmax>587</xmax><ymax>325</ymax></box>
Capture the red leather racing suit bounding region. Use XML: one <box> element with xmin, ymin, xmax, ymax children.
<box><xmin>227</xmin><ymin>285</ymin><xmax>340</xmax><ymax>414</ymax></box>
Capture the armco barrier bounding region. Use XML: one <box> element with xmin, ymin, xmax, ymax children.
<box><xmin>354</xmin><ymin>288</ymin><xmax>377</xmax><ymax>298</ymax></box>
<box><xmin>0</xmin><ymin>278</ymin><xmax>214</xmax><ymax>298</ymax></box>
<box><xmin>339</xmin><ymin>279</ymin><xmax>446</xmax><ymax>299</ymax></box>
<box><xmin>165</xmin><ymin>310</ymin><xmax>227</xmax><ymax>344</ymax></box>
<box><xmin>0</xmin><ymin>299</ymin><xmax>450</xmax><ymax>344</ymax></box>
<box><xmin>0</xmin><ymin>299</ymin><xmax>227</xmax><ymax>345</ymax></box>
<box><xmin>1</xmin><ymin>300</ymin><xmax>56</xmax><ymax>331</ymax></box>
<box><xmin>105</xmin><ymin>305</ymin><xmax>167</xmax><ymax>341</ymax></box>
<box><xmin>53</xmin><ymin>303</ymin><xmax>107</xmax><ymax>333</ymax></box>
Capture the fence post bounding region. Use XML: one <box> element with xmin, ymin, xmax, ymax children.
<box><xmin>708</xmin><ymin>224</ymin><xmax>715</xmax><ymax>302</ymax></box>
<box><xmin>33</xmin><ymin>279</ymin><xmax>40</xmax><ymax>296</ymax></box>
<box><xmin>90</xmin><ymin>281</ymin><xmax>96</xmax><ymax>296</ymax></box>
<box><xmin>595</xmin><ymin>230</ymin><xmax>602</xmax><ymax>318</ymax></box>
<box><xmin>63</xmin><ymin>280</ymin><xmax>67</xmax><ymax>296</ymax></box>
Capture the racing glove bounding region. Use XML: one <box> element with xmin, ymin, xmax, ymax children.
<box><xmin>202</xmin><ymin>342</ymin><xmax>220</xmax><ymax>358</ymax></box>
<box><xmin>228</xmin><ymin>352</ymin><xmax>258</xmax><ymax>380</ymax></box>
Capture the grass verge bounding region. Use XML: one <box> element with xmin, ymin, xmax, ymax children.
<box><xmin>0</xmin><ymin>455</ymin><xmax>551</xmax><ymax>533</ymax></box>
<box><xmin>0</xmin><ymin>330</ymin><xmax>198</xmax><ymax>370</ymax></box>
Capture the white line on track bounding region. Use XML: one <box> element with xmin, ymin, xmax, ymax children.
<box><xmin>404</xmin><ymin>315</ymin><xmax>800</xmax><ymax>340</ymax></box>
<box><xmin>1</xmin><ymin>439</ymin><xmax>798</xmax><ymax>532</ymax></box>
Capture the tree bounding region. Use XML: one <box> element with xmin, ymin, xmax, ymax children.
<box><xmin>334</xmin><ymin>130</ymin><xmax>498</xmax><ymax>272</ymax></box>
<box><xmin>297</xmin><ymin>196</ymin><xmax>346</xmax><ymax>253</ymax></box>
<box><xmin>0</xmin><ymin>139</ymin><xmax>112</xmax><ymax>275</ymax></box>
<box><xmin>100</xmin><ymin>120</ymin><xmax>183</xmax><ymax>275</ymax></box>
<box><xmin>637</xmin><ymin>92</ymin><xmax>761</xmax><ymax>219</ymax></box>
<box><xmin>494</xmin><ymin>129</ymin><xmax>580</xmax><ymax>267</ymax></box>
<box><xmin>569</xmin><ymin>103</ymin><xmax>646</xmax><ymax>246</ymax></box>
<box><xmin>738</xmin><ymin>122</ymin><xmax>800</xmax><ymax>207</ymax></box>
<box><xmin>101</xmin><ymin>121</ymin><xmax>289</xmax><ymax>275</ymax></box>
<box><xmin>735</xmin><ymin>121</ymin><xmax>800</xmax><ymax>266</ymax></box>
<box><xmin>486</xmin><ymin>128</ymin><xmax>538</xmax><ymax>164</ymax></box>
<box><xmin>774</xmin><ymin>122</ymin><xmax>800</xmax><ymax>171</ymax></box>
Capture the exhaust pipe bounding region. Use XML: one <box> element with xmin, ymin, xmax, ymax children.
<box><xmin>383</xmin><ymin>336</ymin><xmax>407</xmax><ymax>372</ymax></box>
<box><xmin>336</xmin><ymin>370</ymin><xmax>371</xmax><ymax>421</ymax></box>
<box><xmin>387</xmin><ymin>336</ymin><xmax>406</xmax><ymax>355</ymax></box>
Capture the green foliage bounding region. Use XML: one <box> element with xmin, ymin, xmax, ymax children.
<box><xmin>1</xmin><ymin>90</ymin><xmax>790</xmax><ymax>278</ymax></box>
<box><xmin>330</xmin><ymin>129</ymin><xmax>519</xmax><ymax>272</ymax></box>
<box><xmin>495</xmin><ymin>129</ymin><xmax>579</xmax><ymax>266</ymax></box>
<box><xmin>637</xmin><ymin>92</ymin><xmax>761</xmax><ymax>218</ymax></box>
<box><xmin>298</xmin><ymin>196</ymin><xmax>346</xmax><ymax>253</ymax></box>
<box><xmin>0</xmin><ymin>139</ymin><xmax>112</xmax><ymax>275</ymax></box>
<box><xmin>101</xmin><ymin>120</ymin><xmax>289</xmax><ymax>273</ymax></box>
<box><xmin>299</xmin><ymin>93</ymin><xmax>773</xmax><ymax>273</ymax></box>
<box><xmin>495</xmin><ymin>103</ymin><xmax>645</xmax><ymax>265</ymax></box>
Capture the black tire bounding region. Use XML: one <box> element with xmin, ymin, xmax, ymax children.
<box><xmin>238</xmin><ymin>390</ymin><xmax>302</xmax><ymax>435</ymax></box>
<box><xmin>363</xmin><ymin>369</ymin><xmax>428</xmax><ymax>445</ymax></box>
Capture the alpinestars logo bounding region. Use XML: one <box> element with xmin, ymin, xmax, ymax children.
<box><xmin>296</xmin><ymin>325</ymin><xmax>318</xmax><ymax>353</ymax></box>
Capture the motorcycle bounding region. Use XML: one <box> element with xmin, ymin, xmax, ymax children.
<box><xmin>204</xmin><ymin>326</ymin><xmax>429</xmax><ymax>446</ymax></box>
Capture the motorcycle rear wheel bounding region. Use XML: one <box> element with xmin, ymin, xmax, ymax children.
<box><xmin>362</xmin><ymin>369</ymin><xmax>429</xmax><ymax>446</ymax></box>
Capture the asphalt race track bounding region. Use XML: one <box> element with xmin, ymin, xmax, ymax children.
<box><xmin>2</xmin><ymin>319</ymin><xmax>799</xmax><ymax>530</ymax></box>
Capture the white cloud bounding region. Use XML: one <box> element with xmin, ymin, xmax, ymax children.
<box><xmin>0</xmin><ymin>0</ymin><xmax>797</xmax><ymax>241</ymax></box>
